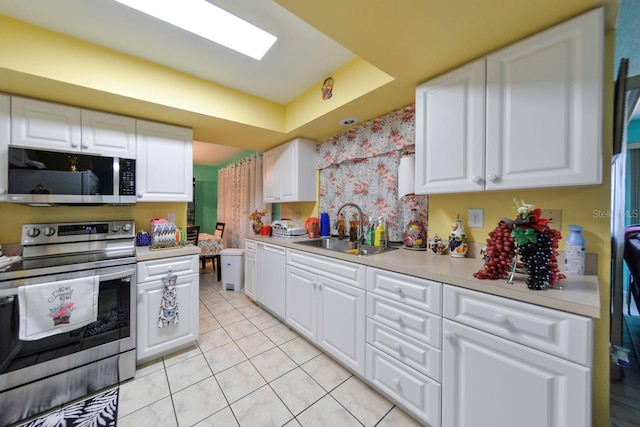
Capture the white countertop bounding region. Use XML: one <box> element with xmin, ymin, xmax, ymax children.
<box><xmin>135</xmin><ymin>244</ymin><xmax>201</xmax><ymax>261</ymax></box>
<box><xmin>247</xmin><ymin>235</ymin><xmax>601</xmax><ymax>318</ymax></box>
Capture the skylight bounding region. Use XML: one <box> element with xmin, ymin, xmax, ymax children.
<box><xmin>113</xmin><ymin>0</ymin><xmax>277</xmax><ymax>60</ymax></box>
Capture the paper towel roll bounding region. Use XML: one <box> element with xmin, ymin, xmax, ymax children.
<box><xmin>398</xmin><ymin>155</ymin><xmax>415</xmax><ymax>198</ymax></box>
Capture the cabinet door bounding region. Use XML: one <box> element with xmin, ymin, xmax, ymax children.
<box><xmin>136</xmin><ymin>120</ymin><xmax>193</xmax><ymax>202</ymax></box>
<box><xmin>442</xmin><ymin>320</ymin><xmax>590</xmax><ymax>427</ymax></box>
<box><xmin>485</xmin><ymin>8</ymin><xmax>603</xmax><ymax>190</ymax></box>
<box><xmin>285</xmin><ymin>265</ymin><xmax>317</xmax><ymax>342</ymax></box>
<box><xmin>136</xmin><ymin>273</ymin><xmax>200</xmax><ymax>364</ymax></box>
<box><xmin>263</xmin><ymin>147</ymin><xmax>278</xmax><ymax>202</ymax></box>
<box><xmin>0</xmin><ymin>94</ymin><xmax>9</xmax><ymax>200</ymax></box>
<box><xmin>81</xmin><ymin>110</ymin><xmax>136</xmax><ymax>158</ymax></box>
<box><xmin>415</xmin><ymin>59</ymin><xmax>485</xmax><ymax>194</ymax></box>
<box><xmin>317</xmin><ymin>275</ymin><xmax>366</xmax><ymax>376</ymax></box>
<box><xmin>277</xmin><ymin>141</ymin><xmax>297</xmax><ymax>201</ymax></box>
<box><xmin>244</xmin><ymin>253</ymin><xmax>256</xmax><ymax>300</ymax></box>
<box><xmin>11</xmin><ymin>97</ymin><xmax>81</xmax><ymax>151</ymax></box>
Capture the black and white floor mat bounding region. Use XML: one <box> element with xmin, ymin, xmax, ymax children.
<box><xmin>19</xmin><ymin>388</ymin><xmax>118</xmax><ymax>427</ymax></box>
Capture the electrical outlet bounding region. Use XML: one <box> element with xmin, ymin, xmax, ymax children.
<box><xmin>468</xmin><ymin>208</ymin><xmax>484</xmax><ymax>227</ymax></box>
<box><xmin>167</xmin><ymin>212</ymin><xmax>175</xmax><ymax>222</ymax></box>
<box><xmin>541</xmin><ymin>209</ymin><xmax>562</xmax><ymax>229</ymax></box>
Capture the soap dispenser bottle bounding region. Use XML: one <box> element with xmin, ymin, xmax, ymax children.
<box><xmin>374</xmin><ymin>216</ymin><xmax>387</xmax><ymax>247</ymax></box>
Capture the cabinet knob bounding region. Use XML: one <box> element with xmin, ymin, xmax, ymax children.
<box><xmin>393</xmin><ymin>342</ymin><xmax>402</xmax><ymax>352</ymax></box>
<box><xmin>82</xmin><ymin>143</ymin><xmax>89</xmax><ymax>149</ymax></box>
<box><xmin>71</xmin><ymin>141</ymin><xmax>79</xmax><ymax>148</ymax></box>
<box><xmin>393</xmin><ymin>314</ymin><xmax>402</xmax><ymax>323</ymax></box>
<box><xmin>494</xmin><ymin>313</ymin><xmax>508</xmax><ymax>324</ymax></box>
<box><xmin>471</xmin><ymin>175</ymin><xmax>482</xmax><ymax>183</ymax></box>
<box><xmin>443</xmin><ymin>330</ymin><xmax>454</xmax><ymax>341</ymax></box>
<box><xmin>313</xmin><ymin>281</ymin><xmax>317</xmax><ymax>289</ymax></box>
<box><xmin>487</xmin><ymin>174</ymin><xmax>498</xmax><ymax>182</ymax></box>
<box><xmin>167</xmin><ymin>266</ymin><xmax>173</xmax><ymax>273</ymax></box>
<box><xmin>394</xmin><ymin>286</ymin><xmax>402</xmax><ymax>294</ymax></box>
<box><xmin>392</xmin><ymin>378</ymin><xmax>401</xmax><ymax>390</ymax></box>
<box><xmin>137</xmin><ymin>290</ymin><xmax>144</xmax><ymax>297</ymax></box>
<box><xmin>0</xmin><ymin>187</ymin><xmax>5</xmax><ymax>194</ymax></box>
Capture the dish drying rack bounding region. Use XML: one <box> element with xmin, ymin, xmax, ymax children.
<box><xmin>150</xmin><ymin>219</ymin><xmax>180</xmax><ymax>249</ymax></box>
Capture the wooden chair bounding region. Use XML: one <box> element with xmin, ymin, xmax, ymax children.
<box><xmin>214</xmin><ymin>222</ymin><xmax>225</xmax><ymax>238</ymax></box>
<box><xmin>186</xmin><ymin>225</ymin><xmax>200</xmax><ymax>246</ymax></box>
<box><xmin>200</xmin><ymin>222</ymin><xmax>225</xmax><ymax>281</ymax></box>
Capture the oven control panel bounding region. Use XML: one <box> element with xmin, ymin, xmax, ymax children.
<box><xmin>22</xmin><ymin>220</ymin><xmax>135</xmax><ymax>246</ymax></box>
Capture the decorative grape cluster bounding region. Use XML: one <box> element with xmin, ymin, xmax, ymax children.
<box><xmin>473</xmin><ymin>221</ymin><xmax>516</xmax><ymax>280</ymax></box>
<box><xmin>474</xmin><ymin>201</ymin><xmax>565</xmax><ymax>290</ymax></box>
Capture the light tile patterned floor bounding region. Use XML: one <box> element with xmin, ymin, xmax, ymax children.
<box><xmin>117</xmin><ymin>271</ymin><xmax>422</xmax><ymax>427</ymax></box>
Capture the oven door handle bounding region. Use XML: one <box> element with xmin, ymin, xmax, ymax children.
<box><xmin>99</xmin><ymin>268</ymin><xmax>135</xmax><ymax>283</ymax></box>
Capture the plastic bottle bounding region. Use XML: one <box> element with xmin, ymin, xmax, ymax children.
<box><xmin>366</xmin><ymin>216</ymin><xmax>375</xmax><ymax>245</ymax></box>
<box><xmin>374</xmin><ymin>216</ymin><xmax>387</xmax><ymax>247</ymax></box>
<box><xmin>320</xmin><ymin>212</ymin><xmax>330</xmax><ymax>237</ymax></box>
<box><xmin>565</xmin><ymin>224</ymin><xmax>585</xmax><ymax>274</ymax></box>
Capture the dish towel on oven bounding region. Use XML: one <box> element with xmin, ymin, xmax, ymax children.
<box><xmin>158</xmin><ymin>273</ymin><xmax>179</xmax><ymax>327</ymax></box>
<box><xmin>18</xmin><ymin>276</ymin><xmax>99</xmax><ymax>341</ymax></box>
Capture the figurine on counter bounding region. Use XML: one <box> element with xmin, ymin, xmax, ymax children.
<box><xmin>449</xmin><ymin>214</ymin><xmax>468</xmax><ymax>258</ymax></box>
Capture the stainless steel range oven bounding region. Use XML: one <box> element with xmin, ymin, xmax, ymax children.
<box><xmin>0</xmin><ymin>220</ymin><xmax>136</xmax><ymax>426</ymax></box>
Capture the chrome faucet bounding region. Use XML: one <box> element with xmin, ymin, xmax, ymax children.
<box><xmin>336</xmin><ymin>202</ymin><xmax>365</xmax><ymax>244</ymax></box>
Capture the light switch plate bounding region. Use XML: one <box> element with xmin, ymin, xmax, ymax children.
<box><xmin>468</xmin><ymin>208</ymin><xmax>484</xmax><ymax>227</ymax></box>
<box><xmin>541</xmin><ymin>209</ymin><xmax>562</xmax><ymax>229</ymax></box>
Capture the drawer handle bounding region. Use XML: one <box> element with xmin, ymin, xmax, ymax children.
<box><xmin>471</xmin><ymin>175</ymin><xmax>482</xmax><ymax>183</ymax></box>
<box><xmin>137</xmin><ymin>290</ymin><xmax>144</xmax><ymax>297</ymax></box>
<box><xmin>393</xmin><ymin>342</ymin><xmax>402</xmax><ymax>352</ymax></box>
<box><xmin>392</xmin><ymin>378</ymin><xmax>401</xmax><ymax>390</ymax></box>
<box><xmin>167</xmin><ymin>266</ymin><xmax>173</xmax><ymax>273</ymax></box>
<box><xmin>443</xmin><ymin>330</ymin><xmax>454</xmax><ymax>341</ymax></box>
<box><xmin>394</xmin><ymin>286</ymin><xmax>402</xmax><ymax>294</ymax></box>
<box><xmin>494</xmin><ymin>313</ymin><xmax>508</xmax><ymax>324</ymax></box>
<box><xmin>393</xmin><ymin>314</ymin><xmax>402</xmax><ymax>323</ymax></box>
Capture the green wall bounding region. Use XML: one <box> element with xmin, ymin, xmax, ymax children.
<box><xmin>193</xmin><ymin>150</ymin><xmax>257</xmax><ymax>233</ymax></box>
<box><xmin>193</xmin><ymin>164</ymin><xmax>218</xmax><ymax>234</ymax></box>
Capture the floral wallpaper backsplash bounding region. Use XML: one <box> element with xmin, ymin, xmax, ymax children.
<box><xmin>317</xmin><ymin>105</ymin><xmax>428</xmax><ymax>241</ymax></box>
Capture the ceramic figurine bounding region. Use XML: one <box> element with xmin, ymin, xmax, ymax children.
<box><xmin>449</xmin><ymin>214</ymin><xmax>468</xmax><ymax>258</ymax></box>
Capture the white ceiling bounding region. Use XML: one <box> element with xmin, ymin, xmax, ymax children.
<box><xmin>0</xmin><ymin>0</ymin><xmax>355</xmax><ymax>166</ymax></box>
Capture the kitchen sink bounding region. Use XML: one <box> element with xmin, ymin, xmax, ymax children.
<box><xmin>294</xmin><ymin>238</ymin><xmax>398</xmax><ymax>255</ymax></box>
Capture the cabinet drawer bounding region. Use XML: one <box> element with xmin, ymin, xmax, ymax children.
<box><xmin>367</xmin><ymin>318</ymin><xmax>441</xmax><ymax>381</ymax></box>
<box><xmin>443</xmin><ymin>285</ymin><xmax>593</xmax><ymax>366</ymax></box>
<box><xmin>367</xmin><ymin>293</ymin><xmax>441</xmax><ymax>348</ymax></box>
<box><xmin>366</xmin><ymin>344</ymin><xmax>441</xmax><ymax>427</ymax></box>
<box><xmin>287</xmin><ymin>249</ymin><xmax>365</xmax><ymax>289</ymax></box>
<box><xmin>367</xmin><ymin>267</ymin><xmax>441</xmax><ymax>314</ymax></box>
<box><xmin>245</xmin><ymin>239</ymin><xmax>256</xmax><ymax>254</ymax></box>
<box><xmin>137</xmin><ymin>255</ymin><xmax>199</xmax><ymax>283</ymax></box>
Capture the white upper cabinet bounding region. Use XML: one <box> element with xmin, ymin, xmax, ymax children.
<box><xmin>11</xmin><ymin>97</ymin><xmax>82</xmax><ymax>152</ymax></box>
<box><xmin>415</xmin><ymin>7</ymin><xmax>603</xmax><ymax>194</ymax></box>
<box><xmin>0</xmin><ymin>94</ymin><xmax>9</xmax><ymax>199</ymax></box>
<box><xmin>415</xmin><ymin>59</ymin><xmax>486</xmax><ymax>194</ymax></box>
<box><xmin>81</xmin><ymin>110</ymin><xmax>136</xmax><ymax>158</ymax></box>
<box><xmin>136</xmin><ymin>120</ymin><xmax>193</xmax><ymax>202</ymax></box>
<box><xmin>485</xmin><ymin>7</ymin><xmax>603</xmax><ymax>190</ymax></box>
<box><xmin>263</xmin><ymin>137</ymin><xmax>316</xmax><ymax>203</ymax></box>
<box><xmin>11</xmin><ymin>97</ymin><xmax>136</xmax><ymax>158</ymax></box>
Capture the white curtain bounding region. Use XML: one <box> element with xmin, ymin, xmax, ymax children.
<box><xmin>217</xmin><ymin>154</ymin><xmax>270</xmax><ymax>248</ymax></box>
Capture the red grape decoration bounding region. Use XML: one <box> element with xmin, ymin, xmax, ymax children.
<box><xmin>473</xmin><ymin>201</ymin><xmax>565</xmax><ymax>290</ymax></box>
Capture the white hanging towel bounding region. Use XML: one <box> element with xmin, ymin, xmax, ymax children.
<box><xmin>18</xmin><ymin>276</ymin><xmax>99</xmax><ymax>341</ymax></box>
<box><xmin>158</xmin><ymin>273</ymin><xmax>179</xmax><ymax>328</ymax></box>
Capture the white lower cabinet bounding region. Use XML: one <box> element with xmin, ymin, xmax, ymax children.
<box><xmin>285</xmin><ymin>250</ymin><xmax>366</xmax><ymax>376</ymax></box>
<box><xmin>244</xmin><ymin>239</ymin><xmax>256</xmax><ymax>300</ymax></box>
<box><xmin>441</xmin><ymin>320</ymin><xmax>590</xmax><ymax>427</ymax></box>
<box><xmin>136</xmin><ymin>254</ymin><xmax>199</xmax><ymax>364</ymax></box>
<box><xmin>442</xmin><ymin>285</ymin><xmax>592</xmax><ymax>427</ymax></box>
<box><xmin>366</xmin><ymin>267</ymin><xmax>443</xmax><ymax>426</ymax></box>
<box><xmin>367</xmin><ymin>344</ymin><xmax>441</xmax><ymax>427</ymax></box>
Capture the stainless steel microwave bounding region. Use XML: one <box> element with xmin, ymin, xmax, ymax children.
<box><xmin>7</xmin><ymin>147</ymin><xmax>136</xmax><ymax>205</ymax></box>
